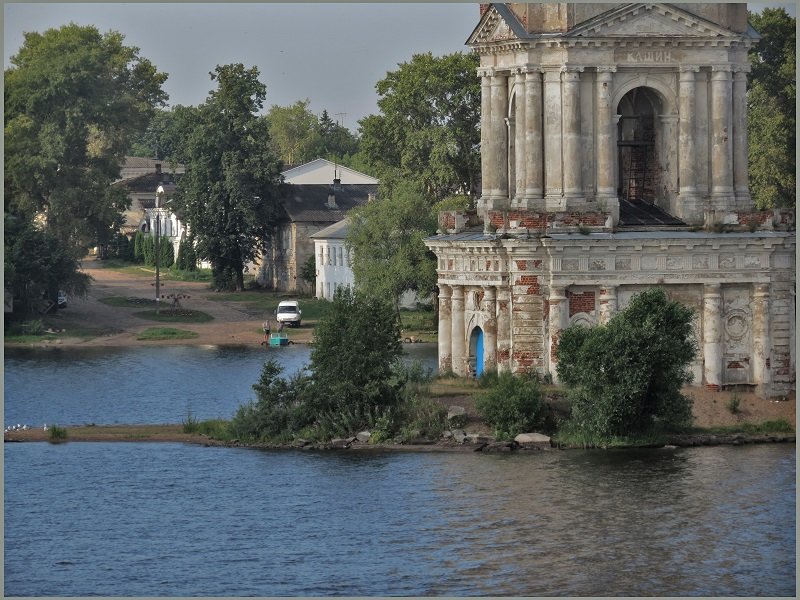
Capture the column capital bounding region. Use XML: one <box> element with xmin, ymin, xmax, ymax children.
<box><xmin>753</xmin><ymin>283</ymin><xmax>771</xmax><ymax>297</ymax></box>
<box><xmin>703</xmin><ymin>282</ymin><xmax>722</xmax><ymax>295</ymax></box>
<box><xmin>596</xmin><ymin>65</ymin><xmax>617</xmax><ymax>74</ymax></box>
<box><xmin>520</xmin><ymin>65</ymin><xmax>543</xmax><ymax>75</ymax></box>
<box><xmin>732</xmin><ymin>65</ymin><xmax>751</xmax><ymax>75</ymax></box>
<box><xmin>679</xmin><ymin>65</ymin><xmax>700</xmax><ymax>74</ymax></box>
<box><xmin>543</xmin><ymin>68</ymin><xmax>562</xmax><ymax>82</ymax></box>
<box><xmin>711</xmin><ymin>65</ymin><xmax>733</xmax><ymax>75</ymax></box>
<box><xmin>561</xmin><ymin>65</ymin><xmax>585</xmax><ymax>74</ymax></box>
<box><xmin>482</xmin><ymin>284</ymin><xmax>497</xmax><ymax>298</ymax></box>
<box><xmin>477</xmin><ymin>67</ymin><xmax>495</xmax><ymax>78</ymax></box>
<box><xmin>548</xmin><ymin>286</ymin><xmax>567</xmax><ymax>300</ymax></box>
<box><xmin>438</xmin><ymin>284</ymin><xmax>452</xmax><ymax>299</ymax></box>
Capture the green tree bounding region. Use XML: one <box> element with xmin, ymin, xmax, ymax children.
<box><xmin>4</xmin><ymin>24</ymin><xmax>168</xmax><ymax>305</ymax></box>
<box><xmin>359</xmin><ymin>52</ymin><xmax>481</xmax><ymax>203</ymax></box>
<box><xmin>313</xmin><ymin>109</ymin><xmax>359</xmax><ymax>163</ymax></box>
<box><xmin>346</xmin><ymin>181</ymin><xmax>438</xmax><ymax>317</ymax></box>
<box><xmin>266</xmin><ymin>99</ymin><xmax>320</xmax><ymax>165</ymax></box>
<box><xmin>300</xmin><ymin>255</ymin><xmax>316</xmax><ymax>290</ymax></box>
<box><xmin>177</xmin><ymin>64</ymin><xmax>283</xmax><ymax>291</ymax></box>
<box><xmin>556</xmin><ymin>288</ymin><xmax>696</xmax><ymax>438</ymax></box>
<box><xmin>128</xmin><ymin>105</ymin><xmax>202</xmax><ymax>165</ymax></box>
<box><xmin>309</xmin><ymin>287</ymin><xmax>403</xmax><ymax>423</ymax></box>
<box><xmin>133</xmin><ymin>229</ymin><xmax>145</xmax><ymax>263</ymax></box>
<box><xmin>747</xmin><ymin>8</ymin><xmax>795</xmax><ymax>208</ymax></box>
<box><xmin>175</xmin><ymin>236</ymin><xmax>198</xmax><ymax>271</ymax></box>
<box><xmin>4</xmin><ymin>215</ymin><xmax>91</xmax><ymax>313</ymax></box>
<box><xmin>475</xmin><ymin>372</ymin><xmax>545</xmax><ymax>440</ymax></box>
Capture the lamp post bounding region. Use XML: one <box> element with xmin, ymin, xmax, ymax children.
<box><xmin>155</xmin><ymin>185</ymin><xmax>164</xmax><ymax>314</ymax></box>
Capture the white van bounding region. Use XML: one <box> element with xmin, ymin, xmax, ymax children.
<box><xmin>275</xmin><ymin>300</ymin><xmax>302</xmax><ymax>327</ymax></box>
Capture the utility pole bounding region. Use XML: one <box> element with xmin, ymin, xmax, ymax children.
<box><xmin>155</xmin><ymin>185</ymin><xmax>164</xmax><ymax>314</ymax></box>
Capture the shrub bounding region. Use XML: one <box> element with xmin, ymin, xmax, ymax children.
<box><xmin>475</xmin><ymin>372</ymin><xmax>544</xmax><ymax>440</ymax></box>
<box><xmin>48</xmin><ymin>425</ymin><xmax>68</xmax><ymax>442</ymax></box>
<box><xmin>557</xmin><ymin>288</ymin><xmax>696</xmax><ymax>437</ymax></box>
<box><xmin>230</xmin><ymin>360</ymin><xmax>314</xmax><ymax>441</ymax></box>
<box><xmin>727</xmin><ymin>391</ymin><xmax>742</xmax><ymax>414</ymax></box>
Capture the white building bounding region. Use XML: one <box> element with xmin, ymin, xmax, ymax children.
<box><xmin>310</xmin><ymin>219</ymin><xmax>355</xmax><ymax>300</ymax></box>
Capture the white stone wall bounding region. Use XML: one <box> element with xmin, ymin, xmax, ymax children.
<box><xmin>314</xmin><ymin>238</ymin><xmax>354</xmax><ymax>300</ymax></box>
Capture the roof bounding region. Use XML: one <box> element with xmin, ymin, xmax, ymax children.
<box><xmin>281</xmin><ymin>158</ymin><xmax>379</xmax><ymax>185</ymax></box>
<box><xmin>279</xmin><ymin>183</ymin><xmax>378</xmax><ymax>223</ymax></box>
<box><xmin>309</xmin><ymin>218</ymin><xmax>350</xmax><ymax>240</ymax></box>
<box><xmin>112</xmin><ymin>172</ymin><xmax>181</xmax><ymax>193</ymax></box>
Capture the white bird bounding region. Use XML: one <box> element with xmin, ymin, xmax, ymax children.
<box><xmin>43</xmin><ymin>425</ymin><xmax>49</xmax><ymax>432</ymax></box>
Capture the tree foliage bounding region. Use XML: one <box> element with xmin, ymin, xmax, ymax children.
<box><xmin>556</xmin><ymin>288</ymin><xmax>696</xmax><ymax>437</ymax></box>
<box><xmin>475</xmin><ymin>372</ymin><xmax>545</xmax><ymax>440</ymax></box>
<box><xmin>176</xmin><ymin>64</ymin><xmax>283</xmax><ymax>291</ymax></box>
<box><xmin>266</xmin><ymin>99</ymin><xmax>320</xmax><ymax>166</ymax></box>
<box><xmin>747</xmin><ymin>8</ymin><xmax>795</xmax><ymax>208</ymax></box>
<box><xmin>346</xmin><ymin>181</ymin><xmax>438</xmax><ymax>313</ymax></box>
<box><xmin>358</xmin><ymin>52</ymin><xmax>481</xmax><ymax>203</ymax></box>
<box><xmin>4</xmin><ymin>24</ymin><xmax>167</xmax><ymax>310</ymax></box>
<box><xmin>4</xmin><ymin>215</ymin><xmax>91</xmax><ymax>313</ymax></box>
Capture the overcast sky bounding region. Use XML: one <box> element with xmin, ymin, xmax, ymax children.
<box><xmin>4</xmin><ymin>2</ymin><xmax>480</xmax><ymax>130</ymax></box>
<box><xmin>4</xmin><ymin>2</ymin><xmax>795</xmax><ymax>131</ymax></box>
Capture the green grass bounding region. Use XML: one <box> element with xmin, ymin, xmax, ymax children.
<box><xmin>182</xmin><ymin>416</ymin><xmax>234</xmax><ymax>440</ymax></box>
<box><xmin>205</xmin><ymin>291</ymin><xmax>329</xmax><ymax>321</ymax></box>
<box><xmin>136</xmin><ymin>327</ymin><xmax>199</xmax><ymax>341</ymax></box>
<box><xmin>100</xmin><ymin>259</ymin><xmax>212</xmax><ymax>282</ymax></box>
<box><xmin>99</xmin><ymin>296</ymin><xmax>156</xmax><ymax>308</ymax></box>
<box><xmin>5</xmin><ymin>318</ymin><xmax>117</xmax><ymax>343</ymax></box>
<box><xmin>133</xmin><ymin>309</ymin><xmax>214</xmax><ymax>323</ymax></box>
<box><xmin>693</xmin><ymin>419</ymin><xmax>795</xmax><ymax>435</ymax></box>
<box><xmin>48</xmin><ymin>425</ymin><xmax>68</xmax><ymax>442</ymax></box>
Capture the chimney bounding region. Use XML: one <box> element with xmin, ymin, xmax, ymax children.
<box><xmin>327</xmin><ymin>186</ymin><xmax>338</xmax><ymax>209</ymax></box>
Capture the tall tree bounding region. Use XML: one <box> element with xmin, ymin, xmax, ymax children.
<box><xmin>177</xmin><ymin>64</ymin><xmax>282</xmax><ymax>291</ymax></box>
<box><xmin>266</xmin><ymin>99</ymin><xmax>320</xmax><ymax>165</ymax></box>
<box><xmin>346</xmin><ymin>181</ymin><xmax>438</xmax><ymax>316</ymax></box>
<box><xmin>313</xmin><ymin>109</ymin><xmax>359</xmax><ymax>162</ymax></box>
<box><xmin>128</xmin><ymin>105</ymin><xmax>201</xmax><ymax>164</ymax></box>
<box><xmin>359</xmin><ymin>52</ymin><xmax>481</xmax><ymax>203</ymax></box>
<box><xmin>4</xmin><ymin>24</ymin><xmax>167</xmax><ymax>308</ymax></box>
<box><xmin>747</xmin><ymin>8</ymin><xmax>795</xmax><ymax>208</ymax></box>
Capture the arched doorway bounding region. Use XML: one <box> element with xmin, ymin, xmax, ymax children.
<box><xmin>617</xmin><ymin>87</ymin><xmax>663</xmax><ymax>205</ymax></box>
<box><xmin>469</xmin><ymin>326</ymin><xmax>484</xmax><ymax>378</ymax></box>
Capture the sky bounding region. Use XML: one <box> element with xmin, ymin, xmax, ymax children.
<box><xmin>4</xmin><ymin>2</ymin><xmax>795</xmax><ymax>131</ymax></box>
<box><xmin>3</xmin><ymin>2</ymin><xmax>481</xmax><ymax>130</ymax></box>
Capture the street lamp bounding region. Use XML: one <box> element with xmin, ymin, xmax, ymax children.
<box><xmin>155</xmin><ymin>185</ymin><xmax>164</xmax><ymax>314</ymax></box>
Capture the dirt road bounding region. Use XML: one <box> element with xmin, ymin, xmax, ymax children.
<box><xmin>38</xmin><ymin>257</ymin><xmax>313</xmax><ymax>347</ymax></box>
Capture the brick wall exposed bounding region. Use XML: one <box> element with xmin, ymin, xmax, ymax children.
<box><xmin>568</xmin><ymin>290</ymin><xmax>596</xmax><ymax>317</ymax></box>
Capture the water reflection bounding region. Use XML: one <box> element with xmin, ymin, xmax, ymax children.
<box><xmin>4</xmin><ymin>443</ymin><xmax>794</xmax><ymax>596</ymax></box>
<box><xmin>4</xmin><ymin>343</ymin><xmax>438</xmax><ymax>426</ymax></box>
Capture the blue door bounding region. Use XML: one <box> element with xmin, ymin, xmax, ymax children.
<box><xmin>470</xmin><ymin>327</ymin><xmax>484</xmax><ymax>377</ymax></box>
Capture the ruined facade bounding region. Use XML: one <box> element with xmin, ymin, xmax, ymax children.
<box><xmin>425</xmin><ymin>3</ymin><xmax>795</xmax><ymax>397</ymax></box>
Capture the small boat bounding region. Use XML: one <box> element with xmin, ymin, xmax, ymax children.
<box><xmin>269</xmin><ymin>332</ymin><xmax>289</xmax><ymax>347</ymax></box>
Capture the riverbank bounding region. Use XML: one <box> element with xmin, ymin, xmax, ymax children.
<box><xmin>4</xmin><ymin>421</ymin><xmax>795</xmax><ymax>450</ymax></box>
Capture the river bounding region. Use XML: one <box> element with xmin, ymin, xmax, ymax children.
<box><xmin>4</xmin><ymin>346</ymin><xmax>797</xmax><ymax>596</ymax></box>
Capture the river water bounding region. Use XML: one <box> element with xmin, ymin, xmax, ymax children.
<box><xmin>4</xmin><ymin>346</ymin><xmax>797</xmax><ymax>596</ymax></box>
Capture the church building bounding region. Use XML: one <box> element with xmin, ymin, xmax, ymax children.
<box><xmin>425</xmin><ymin>3</ymin><xmax>795</xmax><ymax>397</ymax></box>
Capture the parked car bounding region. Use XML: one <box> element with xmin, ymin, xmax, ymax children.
<box><xmin>275</xmin><ymin>300</ymin><xmax>301</xmax><ymax>327</ymax></box>
<box><xmin>57</xmin><ymin>291</ymin><xmax>68</xmax><ymax>309</ymax></box>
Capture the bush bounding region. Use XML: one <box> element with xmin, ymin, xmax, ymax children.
<box><xmin>475</xmin><ymin>372</ymin><xmax>544</xmax><ymax>440</ymax></box>
<box><xmin>230</xmin><ymin>360</ymin><xmax>314</xmax><ymax>441</ymax></box>
<box><xmin>557</xmin><ymin>288</ymin><xmax>696</xmax><ymax>437</ymax></box>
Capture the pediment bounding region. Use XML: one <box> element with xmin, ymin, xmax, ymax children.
<box><xmin>467</xmin><ymin>4</ymin><xmax>528</xmax><ymax>45</ymax></box>
<box><xmin>570</xmin><ymin>3</ymin><xmax>739</xmax><ymax>38</ymax></box>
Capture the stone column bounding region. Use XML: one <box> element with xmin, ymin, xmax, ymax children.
<box><xmin>490</xmin><ymin>72</ymin><xmax>509</xmax><ymax>203</ymax></box>
<box><xmin>703</xmin><ymin>283</ymin><xmax>723</xmax><ymax>391</ymax></box>
<box><xmin>543</xmin><ymin>69</ymin><xmax>563</xmax><ymax>208</ymax></box>
<box><xmin>710</xmin><ymin>66</ymin><xmax>734</xmax><ymax>202</ymax></box>
<box><xmin>562</xmin><ymin>67</ymin><xmax>583</xmax><ymax>199</ymax></box>
<box><xmin>513</xmin><ymin>69</ymin><xmax>527</xmax><ymax>204</ymax></box>
<box><xmin>478</xmin><ymin>68</ymin><xmax>494</xmax><ymax>208</ymax></box>
<box><xmin>678</xmin><ymin>66</ymin><xmax>699</xmax><ymax>196</ymax></box>
<box><xmin>732</xmin><ymin>68</ymin><xmax>752</xmax><ymax>208</ymax></box>
<box><xmin>482</xmin><ymin>285</ymin><xmax>498</xmax><ymax>372</ymax></box>
<box><xmin>752</xmin><ymin>283</ymin><xmax>771</xmax><ymax>395</ymax></box>
<box><xmin>496</xmin><ymin>286</ymin><xmax>512</xmax><ymax>373</ymax></box>
<box><xmin>451</xmin><ymin>284</ymin><xmax>466</xmax><ymax>377</ymax></box>
<box><xmin>598</xmin><ymin>285</ymin><xmax>617</xmax><ymax>324</ymax></box>
<box><xmin>547</xmin><ymin>286</ymin><xmax>568</xmax><ymax>380</ymax></box>
<box><xmin>524</xmin><ymin>67</ymin><xmax>544</xmax><ymax>203</ymax></box>
<box><xmin>438</xmin><ymin>285</ymin><xmax>452</xmax><ymax>373</ymax></box>
<box><xmin>596</xmin><ymin>67</ymin><xmax>616</xmax><ymax>199</ymax></box>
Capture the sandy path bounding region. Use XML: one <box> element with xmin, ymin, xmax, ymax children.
<box><xmin>39</xmin><ymin>257</ymin><xmax>313</xmax><ymax>347</ymax></box>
